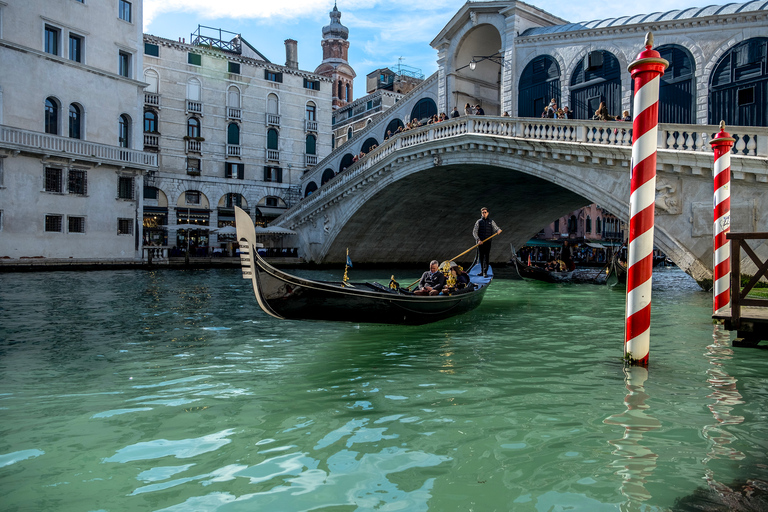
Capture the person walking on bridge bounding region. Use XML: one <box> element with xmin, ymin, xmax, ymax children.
<box><xmin>473</xmin><ymin>207</ymin><xmax>502</xmax><ymax>277</ymax></box>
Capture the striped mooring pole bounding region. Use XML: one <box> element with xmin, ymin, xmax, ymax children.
<box><xmin>624</xmin><ymin>33</ymin><xmax>668</xmax><ymax>366</ymax></box>
<box><xmin>710</xmin><ymin>122</ymin><xmax>736</xmax><ymax>314</ymax></box>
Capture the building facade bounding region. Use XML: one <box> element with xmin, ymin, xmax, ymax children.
<box><xmin>0</xmin><ymin>0</ymin><xmax>156</xmax><ymax>262</ymax></box>
<box><xmin>141</xmin><ymin>29</ymin><xmax>332</xmax><ymax>254</ymax></box>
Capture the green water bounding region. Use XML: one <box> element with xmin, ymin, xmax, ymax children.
<box><xmin>1</xmin><ymin>267</ymin><xmax>766</xmax><ymax>511</ymax></box>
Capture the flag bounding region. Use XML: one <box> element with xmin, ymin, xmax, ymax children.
<box><xmin>346</xmin><ymin>254</ymin><xmax>353</xmax><ymax>268</ymax></box>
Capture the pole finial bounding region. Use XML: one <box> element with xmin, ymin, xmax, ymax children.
<box><xmin>720</xmin><ymin>120</ymin><xmax>726</xmax><ymax>131</ymax></box>
<box><xmin>644</xmin><ymin>32</ymin><xmax>654</xmax><ymax>49</ymax></box>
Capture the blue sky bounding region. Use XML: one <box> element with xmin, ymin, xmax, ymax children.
<box><xmin>143</xmin><ymin>0</ymin><xmax>737</xmax><ymax>97</ymax></box>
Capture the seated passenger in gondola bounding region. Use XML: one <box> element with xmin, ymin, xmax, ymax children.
<box><xmin>441</xmin><ymin>263</ymin><xmax>472</xmax><ymax>295</ymax></box>
<box><xmin>414</xmin><ymin>260</ymin><xmax>446</xmax><ymax>296</ymax></box>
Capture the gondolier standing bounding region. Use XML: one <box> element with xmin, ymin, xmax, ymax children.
<box><xmin>473</xmin><ymin>207</ymin><xmax>502</xmax><ymax>277</ymax></box>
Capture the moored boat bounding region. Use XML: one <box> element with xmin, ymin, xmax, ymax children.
<box><xmin>605</xmin><ymin>251</ymin><xmax>627</xmax><ymax>287</ymax></box>
<box><xmin>508</xmin><ymin>253</ymin><xmax>573</xmax><ymax>283</ymax></box>
<box><xmin>234</xmin><ymin>207</ymin><xmax>493</xmax><ymax>325</ymax></box>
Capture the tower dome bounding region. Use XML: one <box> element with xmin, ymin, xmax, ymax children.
<box><xmin>322</xmin><ymin>3</ymin><xmax>349</xmax><ymax>40</ymax></box>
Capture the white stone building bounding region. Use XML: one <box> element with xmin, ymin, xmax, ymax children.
<box><xmin>0</xmin><ymin>0</ymin><xmax>156</xmax><ymax>263</ymax></box>
<box><xmin>141</xmin><ymin>29</ymin><xmax>333</xmax><ymax>254</ymax></box>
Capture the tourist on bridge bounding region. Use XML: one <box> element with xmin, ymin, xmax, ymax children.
<box><xmin>414</xmin><ymin>260</ymin><xmax>447</xmax><ymax>296</ymax></box>
<box><xmin>451</xmin><ymin>106</ymin><xmax>460</xmax><ymax>118</ymax></box>
<box><xmin>473</xmin><ymin>207</ymin><xmax>502</xmax><ymax>278</ymax></box>
<box><xmin>464</xmin><ymin>103</ymin><xmax>473</xmax><ymax>115</ymax></box>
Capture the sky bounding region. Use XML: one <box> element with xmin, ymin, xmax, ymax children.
<box><xmin>143</xmin><ymin>0</ymin><xmax>740</xmax><ymax>97</ymax></box>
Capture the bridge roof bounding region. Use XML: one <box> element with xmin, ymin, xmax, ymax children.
<box><xmin>520</xmin><ymin>0</ymin><xmax>768</xmax><ymax>36</ymax></box>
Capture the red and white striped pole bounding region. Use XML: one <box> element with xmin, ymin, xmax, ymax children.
<box><xmin>624</xmin><ymin>33</ymin><xmax>668</xmax><ymax>366</ymax></box>
<box><xmin>710</xmin><ymin>122</ymin><xmax>735</xmax><ymax>314</ymax></box>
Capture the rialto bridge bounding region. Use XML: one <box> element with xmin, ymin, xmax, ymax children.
<box><xmin>274</xmin><ymin>115</ymin><xmax>768</xmax><ymax>285</ymax></box>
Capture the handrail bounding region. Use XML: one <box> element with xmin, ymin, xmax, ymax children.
<box><xmin>727</xmin><ymin>232</ymin><xmax>768</xmax><ymax>328</ymax></box>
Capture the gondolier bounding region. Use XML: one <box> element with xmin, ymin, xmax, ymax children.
<box><xmin>473</xmin><ymin>207</ymin><xmax>502</xmax><ymax>277</ymax></box>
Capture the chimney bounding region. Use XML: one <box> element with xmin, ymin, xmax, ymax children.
<box><xmin>285</xmin><ymin>39</ymin><xmax>298</xmax><ymax>69</ymax></box>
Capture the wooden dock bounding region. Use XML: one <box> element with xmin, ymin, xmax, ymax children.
<box><xmin>713</xmin><ymin>232</ymin><xmax>768</xmax><ymax>346</ymax></box>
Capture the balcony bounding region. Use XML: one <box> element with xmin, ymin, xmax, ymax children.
<box><xmin>227</xmin><ymin>107</ymin><xmax>242</xmax><ymax>120</ymax></box>
<box><xmin>145</xmin><ymin>92</ymin><xmax>160</xmax><ymax>107</ymax></box>
<box><xmin>186</xmin><ymin>139</ymin><xmax>202</xmax><ymax>153</ymax></box>
<box><xmin>305</xmin><ymin>119</ymin><xmax>318</xmax><ymax>132</ymax></box>
<box><xmin>266</xmin><ymin>149</ymin><xmax>279</xmax><ymax>162</ymax></box>
<box><xmin>266</xmin><ymin>113</ymin><xmax>280</xmax><ymax>126</ymax></box>
<box><xmin>144</xmin><ymin>133</ymin><xmax>159</xmax><ymax>148</ymax></box>
<box><xmin>0</xmin><ymin>124</ymin><xmax>157</xmax><ymax>169</ymax></box>
<box><xmin>305</xmin><ymin>154</ymin><xmax>318</xmax><ymax>167</ymax></box>
<box><xmin>227</xmin><ymin>144</ymin><xmax>241</xmax><ymax>157</ymax></box>
<box><xmin>187</xmin><ymin>100</ymin><xmax>203</xmax><ymax>114</ymax></box>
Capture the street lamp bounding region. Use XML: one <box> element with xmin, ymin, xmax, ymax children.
<box><xmin>458</xmin><ymin>52</ymin><xmax>504</xmax><ymax>72</ymax></box>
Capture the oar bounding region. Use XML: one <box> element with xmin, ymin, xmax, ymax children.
<box><xmin>404</xmin><ymin>232</ymin><xmax>501</xmax><ymax>290</ymax></box>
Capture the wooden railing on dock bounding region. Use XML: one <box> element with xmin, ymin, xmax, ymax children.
<box><xmin>714</xmin><ymin>232</ymin><xmax>768</xmax><ymax>344</ymax></box>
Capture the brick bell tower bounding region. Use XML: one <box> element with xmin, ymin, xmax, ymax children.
<box><xmin>314</xmin><ymin>2</ymin><xmax>356</xmax><ymax>109</ymax></box>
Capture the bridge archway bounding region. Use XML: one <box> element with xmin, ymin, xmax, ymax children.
<box><xmin>657</xmin><ymin>44</ymin><xmax>695</xmax><ymax>124</ymax></box>
<box><xmin>339</xmin><ymin>153</ymin><xmax>354</xmax><ymax>173</ymax></box>
<box><xmin>709</xmin><ymin>37</ymin><xmax>768</xmax><ymax>127</ymax></box>
<box><xmin>304</xmin><ymin>182</ymin><xmax>318</xmax><ymax>197</ymax></box>
<box><xmin>321</xmin><ymin>168</ymin><xmax>335</xmax><ymax>185</ymax></box>
<box><xmin>385</xmin><ymin>118</ymin><xmax>404</xmax><ymax>137</ymax></box>
<box><xmin>453</xmin><ymin>24</ymin><xmax>503</xmax><ymax>115</ymax></box>
<box><xmin>518</xmin><ymin>55</ymin><xmax>561</xmax><ymax>118</ymax></box>
<box><xmin>361</xmin><ymin>137</ymin><xmax>378</xmax><ymax>153</ymax></box>
<box><xmin>569</xmin><ymin>50</ymin><xmax>621</xmax><ymax>120</ymax></box>
<box><xmin>410</xmin><ymin>98</ymin><xmax>437</xmax><ymax>123</ymax></box>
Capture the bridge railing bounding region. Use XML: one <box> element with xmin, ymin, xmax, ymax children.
<box><xmin>283</xmin><ymin>116</ymin><xmax>767</xmax><ymax>224</ymax></box>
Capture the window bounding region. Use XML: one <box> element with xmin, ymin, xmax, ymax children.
<box><xmin>367</xmin><ymin>100</ymin><xmax>373</xmax><ymax>110</ymax></box>
<box><xmin>144</xmin><ymin>186</ymin><xmax>158</xmax><ymax>200</ymax></box>
<box><xmin>186</xmin><ymin>158</ymin><xmax>201</xmax><ymax>175</ymax></box>
<box><xmin>187</xmin><ymin>117</ymin><xmax>201</xmax><ymax>138</ymax></box>
<box><xmin>45</xmin><ymin>98</ymin><xmax>59</xmax><ymax>134</ymax></box>
<box><xmin>188</xmin><ymin>53</ymin><xmax>201</xmax><ymax>66</ymax></box>
<box><xmin>44</xmin><ymin>25</ymin><xmax>60</xmax><ymax>55</ymax></box>
<box><xmin>117</xmin><ymin>176</ymin><xmax>133</xmax><ymax>199</ymax></box>
<box><xmin>263</xmin><ymin>166</ymin><xmax>282</xmax><ymax>183</ymax></box>
<box><xmin>69</xmin><ymin>34</ymin><xmax>83</xmax><ymax>62</ymax></box>
<box><xmin>44</xmin><ymin>168</ymin><xmax>62</xmax><ymax>193</ymax></box>
<box><xmin>118</xmin><ymin>114</ymin><xmax>130</xmax><ymax>147</ymax></box>
<box><xmin>267</xmin><ymin>128</ymin><xmax>278</xmax><ymax>150</ymax></box>
<box><xmin>586</xmin><ymin>215</ymin><xmax>592</xmax><ymax>234</ymax></box>
<box><xmin>118</xmin><ymin>0</ymin><xmax>131</xmax><ymax>22</ymax></box>
<box><xmin>265</xmin><ymin>197</ymin><xmax>279</xmax><ymax>207</ymax></box>
<box><xmin>144</xmin><ymin>111</ymin><xmax>157</xmax><ymax>133</ymax></box>
<box><xmin>347</xmin><ymin>127</ymin><xmax>352</xmax><ymax>140</ymax></box>
<box><xmin>554</xmin><ymin>219</ymin><xmax>560</xmax><ymax>233</ymax></box>
<box><xmin>738</xmin><ymin>86</ymin><xmax>755</xmax><ymax>106</ymax></box>
<box><xmin>304</xmin><ymin>78</ymin><xmax>320</xmax><ymax>90</ymax></box>
<box><xmin>45</xmin><ymin>215</ymin><xmax>63</xmax><ymax>232</ymax></box>
<box><xmin>267</xmin><ymin>93</ymin><xmax>279</xmax><ymax>115</ymax></box>
<box><xmin>144</xmin><ymin>43</ymin><xmax>159</xmax><ymax>57</ymax></box>
<box><xmin>185</xmin><ymin>191</ymin><xmax>200</xmax><ymax>204</ymax></box>
<box><xmin>265</xmin><ymin>70</ymin><xmax>282</xmax><ymax>83</ymax></box>
<box><xmin>68</xmin><ymin>170</ymin><xmax>87</xmax><ymax>195</ymax></box>
<box><xmin>596</xmin><ymin>217</ymin><xmax>602</xmax><ymax>234</ymax></box>
<box><xmin>117</xmin><ymin>218</ymin><xmax>133</xmax><ymax>235</ymax></box>
<box><xmin>306</xmin><ymin>134</ymin><xmax>316</xmax><ymax>155</ymax></box>
<box><xmin>306</xmin><ymin>102</ymin><xmax>316</xmax><ymax>121</ymax></box>
<box><xmin>228</xmin><ymin>62</ymin><xmax>240</xmax><ymax>74</ymax></box>
<box><xmin>144</xmin><ymin>69</ymin><xmax>159</xmax><ymax>93</ymax></box>
<box><xmin>68</xmin><ymin>216</ymin><xmax>85</xmax><ymax>233</ymax></box>
<box><xmin>69</xmin><ymin>104</ymin><xmax>81</xmax><ymax>139</ymax></box>
<box><xmin>225</xmin><ymin>193</ymin><xmax>242</xmax><ymax>208</ymax></box>
<box><xmin>227</xmin><ymin>86</ymin><xmax>241</xmax><ymax>109</ymax></box>
<box><xmin>345</xmin><ymin>83</ymin><xmax>350</xmax><ymax>102</ymax></box>
<box><xmin>227</xmin><ymin>123</ymin><xmax>239</xmax><ymax>145</ymax></box>
<box><xmin>226</xmin><ymin>162</ymin><xmax>244</xmax><ymax>179</ymax></box>
<box><xmin>118</xmin><ymin>51</ymin><xmax>131</xmax><ymax>77</ymax></box>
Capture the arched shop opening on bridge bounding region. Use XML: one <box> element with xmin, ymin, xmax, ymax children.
<box><xmin>518</xmin><ymin>55</ymin><xmax>561</xmax><ymax>118</ymax></box>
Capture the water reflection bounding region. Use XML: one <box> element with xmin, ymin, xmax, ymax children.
<box><xmin>604</xmin><ymin>366</ymin><xmax>661</xmax><ymax>511</ymax></box>
<box><xmin>703</xmin><ymin>325</ymin><xmax>745</xmax><ymax>490</ymax></box>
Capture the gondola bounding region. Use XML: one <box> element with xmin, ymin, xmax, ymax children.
<box><xmin>234</xmin><ymin>207</ymin><xmax>493</xmax><ymax>325</ymax></box>
<box><xmin>508</xmin><ymin>249</ymin><xmax>573</xmax><ymax>283</ymax></box>
<box><xmin>605</xmin><ymin>251</ymin><xmax>627</xmax><ymax>287</ymax></box>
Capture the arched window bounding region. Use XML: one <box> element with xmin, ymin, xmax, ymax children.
<box><xmin>570</xmin><ymin>50</ymin><xmax>621</xmax><ymax>120</ymax></box>
<box><xmin>45</xmin><ymin>97</ymin><xmax>59</xmax><ymax>134</ymax></box>
<box><xmin>267</xmin><ymin>93</ymin><xmax>279</xmax><ymax>115</ymax></box>
<box><xmin>347</xmin><ymin>127</ymin><xmax>353</xmax><ymax>140</ymax></box>
<box><xmin>709</xmin><ymin>37</ymin><xmax>768</xmax><ymax>127</ymax></box>
<box><xmin>306</xmin><ymin>134</ymin><xmax>316</xmax><ymax>155</ymax></box>
<box><xmin>410</xmin><ymin>98</ymin><xmax>437</xmax><ymax>122</ymax></box>
<box><xmin>118</xmin><ymin>114</ymin><xmax>130</xmax><ymax>148</ymax></box>
<box><xmin>518</xmin><ymin>55</ymin><xmax>561</xmax><ymax>118</ymax></box>
<box><xmin>586</xmin><ymin>215</ymin><xmax>592</xmax><ymax>234</ymax></box>
<box><xmin>656</xmin><ymin>45</ymin><xmax>695</xmax><ymax>124</ymax></box>
<box><xmin>568</xmin><ymin>215</ymin><xmax>577</xmax><ymax>233</ymax></box>
<box><xmin>385</xmin><ymin>118</ymin><xmax>404</xmax><ymax>136</ymax></box>
<box><xmin>227</xmin><ymin>86</ymin><xmax>240</xmax><ymax>108</ymax></box>
<box><xmin>267</xmin><ymin>128</ymin><xmax>278</xmax><ymax>150</ymax></box>
<box><xmin>187</xmin><ymin>117</ymin><xmax>200</xmax><ymax>138</ymax></box>
<box><xmin>68</xmin><ymin>104</ymin><xmax>82</xmax><ymax>139</ymax></box>
<box><xmin>596</xmin><ymin>217</ymin><xmax>602</xmax><ymax>234</ymax></box>
<box><xmin>321</xmin><ymin>168</ymin><xmax>335</xmax><ymax>185</ymax></box>
<box><xmin>144</xmin><ymin>69</ymin><xmax>159</xmax><ymax>94</ymax></box>
<box><xmin>144</xmin><ymin>110</ymin><xmax>158</xmax><ymax>133</ymax></box>
<box><xmin>331</xmin><ymin>134</ymin><xmax>335</xmax><ymax>150</ymax></box>
<box><xmin>304</xmin><ymin>181</ymin><xmax>318</xmax><ymax>197</ymax></box>
<box><xmin>337</xmin><ymin>81</ymin><xmax>342</xmax><ymax>100</ymax></box>
<box><xmin>187</xmin><ymin>77</ymin><xmax>201</xmax><ymax>101</ymax></box>
<box><xmin>361</xmin><ymin>137</ymin><xmax>378</xmax><ymax>153</ymax></box>
<box><xmin>345</xmin><ymin>83</ymin><xmax>351</xmax><ymax>102</ymax></box>
<box><xmin>225</xmin><ymin>193</ymin><xmax>242</xmax><ymax>208</ymax></box>
<box><xmin>306</xmin><ymin>102</ymin><xmax>316</xmax><ymax>121</ymax></box>
<box><xmin>227</xmin><ymin>123</ymin><xmax>239</xmax><ymax>145</ymax></box>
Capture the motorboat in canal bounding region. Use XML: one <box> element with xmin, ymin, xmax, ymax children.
<box><xmin>234</xmin><ymin>207</ymin><xmax>492</xmax><ymax>325</ymax></box>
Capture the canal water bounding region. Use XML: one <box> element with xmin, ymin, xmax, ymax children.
<box><xmin>1</xmin><ymin>266</ymin><xmax>767</xmax><ymax>511</ymax></box>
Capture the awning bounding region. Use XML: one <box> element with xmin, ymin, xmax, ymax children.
<box><xmin>585</xmin><ymin>242</ymin><xmax>605</xmax><ymax>249</ymax></box>
<box><xmin>256</xmin><ymin>207</ymin><xmax>287</xmax><ymax>218</ymax></box>
<box><xmin>523</xmin><ymin>239</ymin><xmax>562</xmax><ymax>248</ymax></box>
<box><xmin>254</xmin><ymin>226</ymin><xmax>297</xmax><ymax>235</ymax></box>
